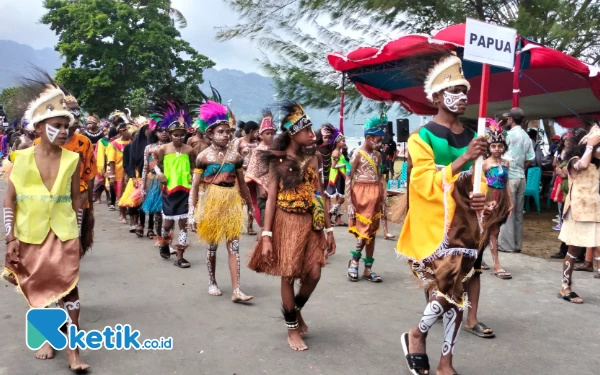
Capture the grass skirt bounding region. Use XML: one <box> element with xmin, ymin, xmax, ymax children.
<box><xmin>118</xmin><ymin>178</ymin><xmax>142</xmax><ymax>208</ymax></box>
<box><xmin>141</xmin><ymin>176</ymin><xmax>163</xmax><ymax>214</ymax></box>
<box><xmin>248</xmin><ymin>208</ymin><xmax>327</xmax><ymax>279</ymax></box>
<box><xmin>195</xmin><ymin>184</ymin><xmax>247</xmax><ymax>244</ymax></box>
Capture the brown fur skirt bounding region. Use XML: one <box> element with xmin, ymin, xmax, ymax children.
<box><xmin>248</xmin><ymin>208</ymin><xmax>327</xmax><ymax>279</ymax></box>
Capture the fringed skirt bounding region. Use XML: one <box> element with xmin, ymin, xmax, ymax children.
<box><xmin>118</xmin><ymin>178</ymin><xmax>142</xmax><ymax>208</ymax></box>
<box><xmin>348</xmin><ymin>181</ymin><xmax>383</xmax><ymax>243</ymax></box>
<box><xmin>162</xmin><ymin>189</ymin><xmax>189</xmax><ymax>221</ymax></box>
<box><xmin>195</xmin><ymin>184</ymin><xmax>246</xmax><ymax>244</ymax></box>
<box><xmin>141</xmin><ymin>175</ymin><xmax>163</xmax><ymax>214</ymax></box>
<box><xmin>248</xmin><ymin>208</ymin><xmax>327</xmax><ymax>279</ymax></box>
<box><xmin>2</xmin><ymin>231</ymin><xmax>80</xmax><ymax>308</ymax></box>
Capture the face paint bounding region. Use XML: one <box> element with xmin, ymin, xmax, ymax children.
<box><xmin>213</xmin><ymin>132</ymin><xmax>229</xmax><ymax>143</ymax></box>
<box><xmin>443</xmin><ymin>91</ymin><xmax>468</xmax><ymax>112</ymax></box>
<box><xmin>369</xmin><ymin>140</ymin><xmax>383</xmax><ymax>149</ymax></box>
<box><xmin>45</xmin><ymin>123</ymin><xmax>60</xmax><ymax>142</ymax></box>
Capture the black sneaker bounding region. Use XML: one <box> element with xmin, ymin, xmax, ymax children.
<box><xmin>550</xmin><ymin>251</ymin><xmax>566</xmax><ymax>259</ymax></box>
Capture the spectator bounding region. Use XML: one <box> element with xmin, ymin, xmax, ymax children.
<box><xmin>527</xmin><ymin>128</ymin><xmax>544</xmax><ymax>168</ymax></box>
<box><xmin>549</xmin><ymin>134</ymin><xmax>561</xmax><ymax>155</ymax></box>
<box><xmin>498</xmin><ymin>107</ymin><xmax>535</xmax><ymax>253</ymax></box>
<box><xmin>382</xmin><ymin>134</ymin><xmax>397</xmax><ymax>180</ymax></box>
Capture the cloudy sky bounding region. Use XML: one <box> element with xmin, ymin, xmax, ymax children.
<box><xmin>0</xmin><ymin>0</ymin><xmax>263</xmax><ymax>73</ymax></box>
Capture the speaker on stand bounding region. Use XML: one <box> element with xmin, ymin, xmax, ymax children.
<box><xmin>396</xmin><ymin>119</ymin><xmax>409</xmax><ymax>143</ymax></box>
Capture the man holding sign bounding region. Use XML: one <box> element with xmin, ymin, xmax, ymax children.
<box><xmin>397</xmin><ymin>52</ymin><xmax>495</xmax><ymax>375</ymax></box>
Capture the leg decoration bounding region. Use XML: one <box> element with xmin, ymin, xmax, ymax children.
<box><xmin>157</xmin><ymin>230</ymin><xmax>172</xmax><ymax>259</ymax></box>
<box><xmin>229</xmin><ymin>240</ymin><xmax>253</xmax><ymax>302</ymax></box>
<box><xmin>64</xmin><ymin>300</ymin><xmax>81</xmax><ymax>327</ymax></box>
<box><xmin>294</xmin><ymin>295</ymin><xmax>309</xmax><ymax>312</ymax></box>
<box><xmin>418</xmin><ymin>300</ymin><xmax>444</xmax><ymax>333</ymax></box>
<box><xmin>347</xmin><ymin>243</ymin><xmax>363</xmax><ymax>282</ymax></box>
<box><xmin>562</xmin><ymin>251</ymin><xmax>579</xmax><ymax>290</ymax></box>
<box><xmin>362</xmin><ymin>256</ymin><xmax>382</xmax><ymax>282</ymax></box>
<box><xmin>442</xmin><ymin>307</ymin><xmax>462</xmax><ymax>356</ymax></box>
<box><xmin>207</xmin><ymin>245</ymin><xmax>221</xmax><ymax>296</ymax></box>
<box><xmin>282</xmin><ymin>306</ymin><xmax>298</xmax><ymax>330</ymax></box>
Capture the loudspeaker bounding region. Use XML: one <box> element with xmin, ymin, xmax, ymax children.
<box><xmin>396</xmin><ymin>118</ymin><xmax>409</xmax><ymax>143</ymax></box>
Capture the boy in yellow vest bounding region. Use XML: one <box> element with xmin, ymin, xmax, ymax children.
<box><xmin>346</xmin><ymin>114</ymin><xmax>387</xmax><ymax>282</ymax></box>
<box><xmin>2</xmin><ymin>81</ymin><xmax>89</xmax><ymax>371</ymax></box>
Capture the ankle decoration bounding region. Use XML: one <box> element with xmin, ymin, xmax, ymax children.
<box><xmin>363</xmin><ymin>257</ymin><xmax>374</xmax><ymax>268</ymax></box>
<box><xmin>282</xmin><ymin>306</ymin><xmax>298</xmax><ymax>330</ymax></box>
<box><xmin>350</xmin><ymin>250</ymin><xmax>362</xmax><ymax>260</ymax></box>
<box><xmin>294</xmin><ymin>295</ymin><xmax>309</xmax><ymax>312</ymax></box>
<box><xmin>156</xmin><ymin>234</ymin><xmax>172</xmax><ymax>246</ymax></box>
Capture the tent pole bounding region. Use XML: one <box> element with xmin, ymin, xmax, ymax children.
<box><xmin>512</xmin><ymin>36</ymin><xmax>522</xmax><ymax>107</ymax></box>
<box><xmin>339</xmin><ymin>73</ymin><xmax>345</xmax><ymax>134</ymax></box>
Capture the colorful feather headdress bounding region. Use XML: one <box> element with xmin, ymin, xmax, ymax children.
<box><xmin>485</xmin><ymin>118</ymin><xmax>506</xmax><ymax>144</ymax></box>
<box><xmin>151</xmin><ymin>102</ymin><xmax>194</xmax><ymax>132</ymax></box>
<box><xmin>109</xmin><ymin>109</ymin><xmax>132</xmax><ymax>125</ymax></box>
<box><xmin>330</xmin><ymin>126</ymin><xmax>344</xmax><ymax>145</ymax></box>
<box><xmin>197</xmin><ymin>101</ymin><xmax>229</xmax><ymax>133</ymax></box>
<box><xmin>364</xmin><ymin>113</ymin><xmax>388</xmax><ymax>136</ymax></box>
<box><xmin>193</xmin><ymin>85</ymin><xmax>233</xmax><ymax>133</ymax></box>
<box><xmin>281</xmin><ymin>101</ymin><xmax>312</xmax><ymax>136</ymax></box>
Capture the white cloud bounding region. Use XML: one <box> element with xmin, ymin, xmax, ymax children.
<box><xmin>0</xmin><ymin>0</ymin><xmax>262</xmax><ymax>73</ymax></box>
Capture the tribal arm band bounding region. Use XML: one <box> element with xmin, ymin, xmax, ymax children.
<box><xmin>3</xmin><ymin>207</ymin><xmax>14</xmax><ymax>238</ymax></box>
<box><xmin>77</xmin><ymin>209</ymin><xmax>83</xmax><ymax>235</ymax></box>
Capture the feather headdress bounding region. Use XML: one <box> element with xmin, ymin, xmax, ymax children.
<box><xmin>152</xmin><ymin>101</ymin><xmax>194</xmax><ymax>132</ymax></box>
<box><xmin>280</xmin><ymin>101</ymin><xmax>312</xmax><ymax>136</ymax></box>
<box><xmin>485</xmin><ymin>118</ymin><xmax>506</xmax><ymax>144</ymax></box>
<box><xmin>364</xmin><ymin>113</ymin><xmax>388</xmax><ymax>136</ymax></box>
<box><xmin>197</xmin><ymin>101</ymin><xmax>229</xmax><ymax>133</ymax></box>
<box><xmin>109</xmin><ymin>109</ymin><xmax>131</xmax><ymax>125</ymax></box>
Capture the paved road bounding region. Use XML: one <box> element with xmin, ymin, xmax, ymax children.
<box><xmin>1</xmin><ymin>204</ymin><xmax>599</xmax><ymax>375</ymax></box>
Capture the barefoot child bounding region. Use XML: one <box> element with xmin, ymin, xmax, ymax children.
<box><xmin>480</xmin><ymin>119</ymin><xmax>512</xmax><ymax>280</ymax></box>
<box><xmin>558</xmin><ymin>123</ymin><xmax>600</xmax><ymax>304</ymax></box>
<box><xmin>248</xmin><ymin>102</ymin><xmax>336</xmax><ymax>351</ymax></box>
<box><xmin>346</xmin><ymin>114</ymin><xmax>387</xmax><ymax>282</ymax></box>
<box><xmin>2</xmin><ymin>82</ymin><xmax>89</xmax><ymax>371</ymax></box>
<box><xmin>188</xmin><ymin>101</ymin><xmax>254</xmax><ymax>302</ymax></box>
<box><xmin>154</xmin><ymin>103</ymin><xmax>196</xmax><ymax>268</ymax></box>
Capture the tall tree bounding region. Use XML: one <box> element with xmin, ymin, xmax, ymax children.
<box><xmin>218</xmin><ymin>0</ymin><xmax>600</xmax><ymax>115</ymax></box>
<box><xmin>0</xmin><ymin>87</ymin><xmax>24</xmax><ymax>123</ymax></box>
<box><xmin>42</xmin><ymin>0</ymin><xmax>215</xmax><ymax>116</ymax></box>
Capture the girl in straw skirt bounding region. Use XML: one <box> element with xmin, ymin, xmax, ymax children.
<box><xmin>189</xmin><ymin>100</ymin><xmax>254</xmax><ymax>302</ymax></box>
<box><xmin>558</xmin><ymin>123</ymin><xmax>600</xmax><ymax>304</ymax></box>
<box><xmin>248</xmin><ymin>102</ymin><xmax>336</xmax><ymax>351</ymax></box>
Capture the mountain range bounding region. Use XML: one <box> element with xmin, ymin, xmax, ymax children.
<box><xmin>0</xmin><ymin>40</ymin><xmax>415</xmax><ymax>138</ymax></box>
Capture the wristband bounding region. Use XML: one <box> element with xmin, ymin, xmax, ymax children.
<box><xmin>154</xmin><ymin>165</ymin><xmax>162</xmax><ymax>174</ymax></box>
<box><xmin>5</xmin><ymin>237</ymin><xmax>16</xmax><ymax>245</ymax></box>
<box><xmin>261</xmin><ymin>231</ymin><xmax>273</xmax><ymax>237</ymax></box>
<box><xmin>324</xmin><ymin>227</ymin><xmax>334</xmax><ymax>234</ymax></box>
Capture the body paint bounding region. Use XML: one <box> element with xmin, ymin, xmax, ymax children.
<box><xmin>443</xmin><ymin>91</ymin><xmax>468</xmax><ymax>113</ymax></box>
<box><xmin>45</xmin><ymin>123</ymin><xmax>60</xmax><ymax>142</ymax></box>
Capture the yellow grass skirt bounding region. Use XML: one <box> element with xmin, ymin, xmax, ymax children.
<box><xmin>118</xmin><ymin>178</ymin><xmax>142</xmax><ymax>208</ymax></box>
<box><xmin>195</xmin><ymin>184</ymin><xmax>247</xmax><ymax>244</ymax></box>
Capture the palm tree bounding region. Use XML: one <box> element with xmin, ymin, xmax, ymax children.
<box><xmin>168</xmin><ymin>7</ymin><xmax>187</xmax><ymax>28</ymax></box>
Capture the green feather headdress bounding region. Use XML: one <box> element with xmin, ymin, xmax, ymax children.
<box><xmin>364</xmin><ymin>113</ymin><xmax>388</xmax><ymax>136</ymax></box>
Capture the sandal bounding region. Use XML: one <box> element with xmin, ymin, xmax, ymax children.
<box><xmin>129</xmin><ymin>225</ymin><xmax>136</xmax><ymax>233</ymax></box>
<box><xmin>247</xmin><ymin>228</ymin><xmax>257</xmax><ymax>235</ymax></box>
<box><xmin>384</xmin><ymin>233</ymin><xmax>396</xmax><ymax>240</ymax></box>
<box><xmin>574</xmin><ymin>261</ymin><xmax>594</xmax><ymax>272</ymax></box>
<box><xmin>174</xmin><ymin>258</ymin><xmax>190</xmax><ymax>268</ymax></box>
<box><xmin>595</xmin><ymin>272</ymin><xmax>600</xmax><ymax>279</ymax></box>
<box><xmin>347</xmin><ymin>259</ymin><xmax>359</xmax><ymax>282</ymax></box>
<box><xmin>481</xmin><ymin>261</ymin><xmax>490</xmax><ymax>270</ymax></box>
<box><xmin>363</xmin><ymin>271</ymin><xmax>383</xmax><ymax>283</ymax></box>
<box><xmin>147</xmin><ymin>230</ymin><xmax>156</xmax><ymax>239</ymax></box>
<box><xmin>557</xmin><ymin>291</ymin><xmax>583</xmax><ymax>304</ymax></box>
<box><xmin>464</xmin><ymin>322</ymin><xmax>495</xmax><ymax>338</ymax></box>
<box><xmin>492</xmin><ymin>269</ymin><xmax>512</xmax><ymax>280</ymax></box>
<box><xmin>135</xmin><ymin>226</ymin><xmax>144</xmax><ymax>238</ymax></box>
<box><xmin>401</xmin><ymin>332</ymin><xmax>430</xmax><ymax>375</ymax></box>
<box><xmin>159</xmin><ymin>245</ymin><xmax>170</xmax><ymax>259</ymax></box>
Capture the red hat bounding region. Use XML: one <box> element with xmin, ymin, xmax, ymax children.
<box><xmin>552</xmin><ymin>135</ymin><xmax>561</xmax><ymax>141</ymax></box>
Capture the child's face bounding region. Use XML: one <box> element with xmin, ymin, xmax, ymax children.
<box><xmin>170</xmin><ymin>129</ymin><xmax>186</xmax><ymax>146</ymax></box>
<box><xmin>38</xmin><ymin>116</ymin><xmax>70</xmax><ymax>146</ymax></box>
<box><xmin>208</xmin><ymin>124</ymin><xmax>231</xmax><ymax>148</ymax></box>
<box><xmin>292</xmin><ymin>126</ymin><xmax>316</xmax><ymax>147</ymax></box>
<box><xmin>489</xmin><ymin>142</ymin><xmax>505</xmax><ymax>157</ymax></box>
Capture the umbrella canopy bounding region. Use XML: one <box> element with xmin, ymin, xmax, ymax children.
<box><xmin>328</xmin><ymin>24</ymin><xmax>600</xmax><ymax>122</ymax></box>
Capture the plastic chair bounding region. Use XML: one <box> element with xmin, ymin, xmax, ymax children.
<box><xmin>524</xmin><ymin>167</ymin><xmax>542</xmax><ymax>213</ymax></box>
<box><xmin>399</xmin><ymin>162</ymin><xmax>408</xmax><ymax>189</ymax></box>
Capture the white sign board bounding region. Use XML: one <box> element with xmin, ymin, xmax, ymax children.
<box><xmin>463</xmin><ymin>18</ymin><xmax>517</xmax><ymax>70</ymax></box>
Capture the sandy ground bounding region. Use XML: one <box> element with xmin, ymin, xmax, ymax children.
<box><xmin>1</xmin><ymin>192</ymin><xmax>599</xmax><ymax>375</ymax></box>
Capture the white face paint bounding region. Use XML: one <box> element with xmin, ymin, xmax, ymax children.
<box><xmin>443</xmin><ymin>91</ymin><xmax>468</xmax><ymax>112</ymax></box>
<box><xmin>369</xmin><ymin>140</ymin><xmax>383</xmax><ymax>149</ymax></box>
<box><xmin>213</xmin><ymin>132</ymin><xmax>229</xmax><ymax>143</ymax></box>
<box><xmin>45</xmin><ymin>123</ymin><xmax>60</xmax><ymax>142</ymax></box>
